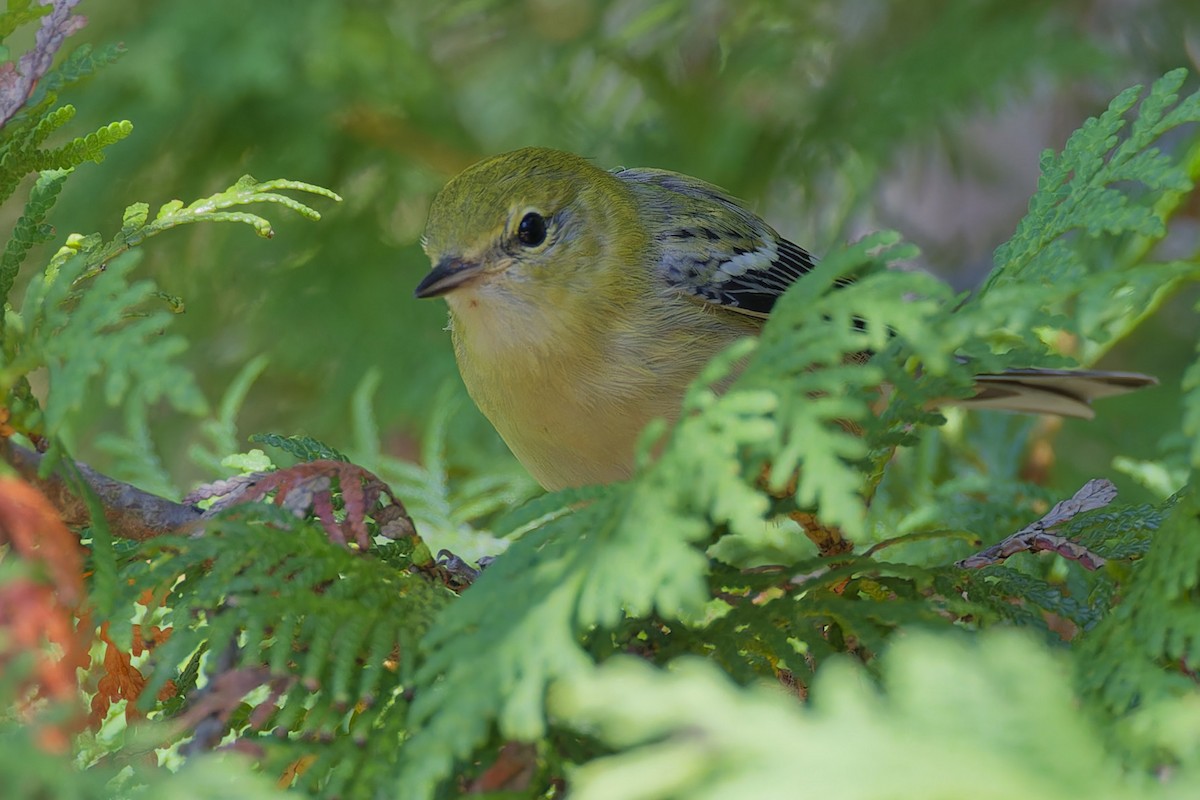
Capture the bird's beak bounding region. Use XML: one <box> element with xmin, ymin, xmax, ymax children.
<box><xmin>413</xmin><ymin>257</ymin><xmax>484</xmax><ymax>299</ymax></box>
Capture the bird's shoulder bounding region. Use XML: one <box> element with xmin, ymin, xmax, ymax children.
<box><xmin>611</xmin><ymin>166</ymin><xmax>819</xmax><ymax>318</ymax></box>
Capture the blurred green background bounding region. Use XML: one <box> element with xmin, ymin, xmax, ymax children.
<box><xmin>46</xmin><ymin>0</ymin><xmax>1200</xmax><ymax>500</ymax></box>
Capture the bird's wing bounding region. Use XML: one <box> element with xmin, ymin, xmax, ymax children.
<box><xmin>612</xmin><ymin>166</ymin><xmax>828</xmax><ymax>319</ymax></box>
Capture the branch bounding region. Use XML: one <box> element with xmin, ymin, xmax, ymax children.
<box><xmin>790</xmin><ymin>510</ymin><xmax>854</xmax><ymax>558</ymax></box>
<box><xmin>956</xmin><ymin>478</ymin><xmax>1116</xmax><ymax>570</ymax></box>
<box><xmin>2</xmin><ymin>440</ymin><xmax>201</xmax><ymax>539</ymax></box>
<box><xmin>0</xmin><ymin>0</ymin><xmax>87</xmax><ymax>126</ymax></box>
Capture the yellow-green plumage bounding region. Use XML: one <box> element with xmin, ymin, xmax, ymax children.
<box><xmin>417</xmin><ymin>147</ymin><xmax>1154</xmax><ymax>490</ymax></box>
<box><xmin>420</xmin><ymin>149</ymin><xmax>759</xmax><ymax>489</ymax></box>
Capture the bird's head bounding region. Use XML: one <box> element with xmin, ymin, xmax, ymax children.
<box><xmin>416</xmin><ymin>148</ymin><xmax>645</xmax><ymax>318</ymax></box>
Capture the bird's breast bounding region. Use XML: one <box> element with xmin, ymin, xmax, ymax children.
<box><xmin>445</xmin><ymin>283</ymin><xmax>753</xmax><ymax>490</ymax></box>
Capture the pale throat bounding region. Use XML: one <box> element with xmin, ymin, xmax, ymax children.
<box><xmin>444</xmin><ymin>278</ymin><xmax>651</xmax><ymax>489</ymax></box>
<box><xmin>447</xmin><ymin>280</ymin><xmax>575</xmax><ymax>362</ymax></box>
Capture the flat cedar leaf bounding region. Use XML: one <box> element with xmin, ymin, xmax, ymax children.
<box><xmin>126</xmin><ymin>175</ymin><xmax>341</xmax><ymax>245</ymax></box>
<box><xmin>1074</xmin><ymin>261</ymin><xmax>1200</xmax><ymax>356</ymax></box>
<box><xmin>19</xmin><ymin>249</ymin><xmax>205</xmax><ymax>439</ymax></box>
<box><xmin>0</xmin><ymin>168</ymin><xmax>69</xmax><ymax>306</ymax></box>
<box><xmin>0</xmin><ymin>0</ymin><xmax>50</xmax><ymax>40</ymax></box>
<box><xmin>37</xmin><ymin>119</ymin><xmax>132</xmax><ymax>169</ymax></box>
<box><xmin>977</xmin><ymin>69</ymin><xmax>1200</xmax><ymax>357</ymax></box>
<box><xmin>401</xmin><ymin>519</ymin><xmax>600</xmax><ymax>793</ymax></box>
<box><xmin>125</xmin><ymin>505</ymin><xmax>449</xmax><ymax>720</ymax></box>
<box><xmin>250</xmin><ymin>432</ymin><xmax>349</xmax><ymax>463</ymax></box>
<box><xmin>398</xmin><ymin>235</ymin><xmax>961</xmax><ymax>794</ymax></box>
<box><xmin>736</xmin><ymin>232</ymin><xmax>963</xmax><ymax>538</ymax></box>
<box><xmin>551</xmin><ymin>633</ymin><xmax>1130</xmax><ymax>800</ymax></box>
<box><xmin>1186</xmin><ymin>311</ymin><xmax>1200</xmax><ymax>468</ymax></box>
<box><xmin>5</xmin><ymin>172</ymin><xmax>338</xmax><ymax>459</ymax></box>
<box><xmin>1065</xmin><ymin>499</ymin><xmax>1167</xmax><ymax>560</ymax></box>
<box><xmin>401</xmin><ymin>474</ymin><xmax>722</xmax><ymax>793</ymax></box>
<box><xmin>488</xmin><ymin>483</ymin><xmax>607</xmax><ymax>538</ymax></box>
<box><xmin>29</xmin><ymin>42</ymin><xmax>126</xmax><ymax>103</ymax></box>
<box><xmin>1076</xmin><ymin>479</ymin><xmax>1200</xmax><ymax>711</ymax></box>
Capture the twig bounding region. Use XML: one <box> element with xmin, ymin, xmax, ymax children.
<box><xmin>0</xmin><ymin>0</ymin><xmax>87</xmax><ymax>126</ymax></box>
<box><xmin>3</xmin><ymin>440</ymin><xmax>202</xmax><ymax>539</ymax></box>
<box><xmin>956</xmin><ymin>478</ymin><xmax>1116</xmax><ymax>570</ymax></box>
<box><xmin>178</xmin><ymin>637</ymin><xmax>251</xmax><ymax>756</ymax></box>
<box><xmin>790</xmin><ymin>510</ymin><xmax>854</xmax><ymax>558</ymax></box>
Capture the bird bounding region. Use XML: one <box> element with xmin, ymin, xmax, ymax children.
<box><xmin>415</xmin><ymin>147</ymin><xmax>1154</xmax><ymax>491</ymax></box>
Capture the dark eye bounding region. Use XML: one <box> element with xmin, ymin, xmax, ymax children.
<box><xmin>517</xmin><ymin>212</ymin><xmax>547</xmax><ymax>246</ymax></box>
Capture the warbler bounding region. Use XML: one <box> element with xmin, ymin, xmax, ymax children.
<box><xmin>415</xmin><ymin>147</ymin><xmax>1153</xmax><ymax>491</ymax></box>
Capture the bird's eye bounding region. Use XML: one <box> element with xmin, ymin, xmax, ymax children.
<box><xmin>517</xmin><ymin>212</ymin><xmax>547</xmax><ymax>246</ymax></box>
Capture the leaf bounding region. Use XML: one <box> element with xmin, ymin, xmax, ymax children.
<box><xmin>551</xmin><ymin>632</ymin><xmax>1133</xmax><ymax>800</ymax></box>
<box><xmin>1076</xmin><ymin>479</ymin><xmax>1200</xmax><ymax>711</ymax></box>
<box><xmin>185</xmin><ymin>459</ymin><xmax>417</xmax><ymax>549</ymax></box>
<box><xmin>977</xmin><ymin>69</ymin><xmax>1200</xmax><ymax>357</ymax></box>
<box><xmin>0</xmin><ymin>168</ymin><xmax>68</xmax><ymax>309</ymax></box>
<box><xmin>250</xmin><ymin>431</ymin><xmax>349</xmax><ymax>464</ymax></box>
<box><xmin>16</xmin><ymin>249</ymin><xmax>205</xmax><ymax>440</ymax></box>
<box><xmin>0</xmin><ymin>477</ymin><xmax>89</xmax><ymax>726</ymax></box>
<box><xmin>0</xmin><ymin>475</ymin><xmax>83</xmax><ymax>602</ymax></box>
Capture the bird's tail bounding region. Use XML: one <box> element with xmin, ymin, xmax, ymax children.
<box><xmin>959</xmin><ymin>369</ymin><xmax>1156</xmax><ymax>419</ymax></box>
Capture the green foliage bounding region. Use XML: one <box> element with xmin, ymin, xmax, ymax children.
<box><xmin>1077</xmin><ymin>482</ymin><xmax>1200</xmax><ymax>710</ymax></box>
<box><xmin>1186</xmin><ymin>332</ymin><xmax>1200</xmax><ymax>467</ymax></box>
<box><xmin>116</xmin><ymin>175</ymin><xmax>340</xmax><ymax>244</ymax></box>
<box><xmin>980</xmin><ymin>68</ymin><xmax>1200</xmax><ymax>361</ymax></box>
<box><xmin>119</xmin><ymin>501</ymin><xmax>450</xmax><ymax>707</ymax></box>
<box><xmin>1</xmin><ymin>174</ymin><xmax>339</xmax><ymax>455</ymax></box>
<box><xmin>0</xmin><ymin>1</ymin><xmax>50</xmax><ymax>40</ymax></box>
<box><xmin>14</xmin><ymin>245</ymin><xmax>202</xmax><ymax>446</ymax></box>
<box><xmin>0</xmin><ymin>103</ymin><xmax>131</xmax><ymax>208</ymax></box>
<box><xmin>0</xmin><ymin>168</ymin><xmax>67</xmax><ymax>307</ymax></box>
<box><xmin>251</xmin><ymin>432</ymin><xmax>350</xmax><ymax>464</ymax></box>
<box><xmin>3</xmin><ymin>4</ymin><xmax>1200</xmax><ymax>800</ymax></box>
<box><xmin>551</xmin><ymin>633</ymin><xmax>1140</xmax><ymax>800</ymax></box>
<box><xmin>387</xmin><ymin>71</ymin><xmax>1200</xmax><ymax>796</ymax></box>
<box><xmin>46</xmin><ymin>0</ymin><xmax>1144</xmax><ymax>451</ymax></box>
<box><xmin>29</xmin><ymin>42</ymin><xmax>126</xmax><ymax>102</ymax></box>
